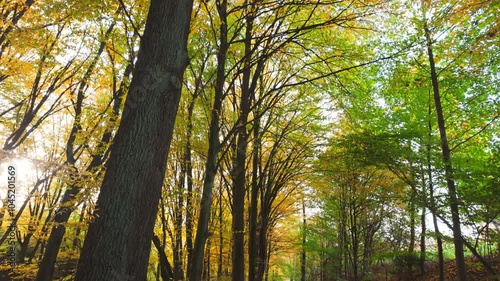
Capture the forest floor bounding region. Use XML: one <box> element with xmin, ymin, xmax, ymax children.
<box><xmin>372</xmin><ymin>253</ymin><xmax>500</xmax><ymax>281</ymax></box>
<box><xmin>414</xmin><ymin>254</ymin><xmax>500</xmax><ymax>281</ymax></box>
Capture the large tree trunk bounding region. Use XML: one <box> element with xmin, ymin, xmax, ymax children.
<box><xmin>424</xmin><ymin>25</ymin><xmax>467</xmax><ymax>281</ymax></box>
<box><xmin>73</xmin><ymin>1</ymin><xmax>193</xmax><ymax>280</ymax></box>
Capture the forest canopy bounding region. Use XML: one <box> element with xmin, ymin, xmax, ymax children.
<box><xmin>0</xmin><ymin>0</ymin><xmax>499</xmax><ymax>280</ymax></box>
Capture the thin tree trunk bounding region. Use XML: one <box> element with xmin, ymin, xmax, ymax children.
<box><xmin>185</xmin><ymin>95</ymin><xmax>196</xmax><ymax>273</ymax></box>
<box><xmin>189</xmin><ymin>1</ymin><xmax>228</xmax><ymax>280</ymax></box>
<box><xmin>3</xmin><ymin>25</ymin><xmax>72</xmax><ymax>150</ymax></box>
<box><xmin>231</xmin><ymin>114</ymin><xmax>249</xmax><ymax>281</ymax></box>
<box><xmin>424</xmin><ymin>24</ymin><xmax>467</xmax><ymax>281</ymax></box>
<box><xmin>248</xmin><ymin>112</ymin><xmax>260</xmax><ymax>281</ymax></box>
<box><xmin>301</xmin><ymin>200</ymin><xmax>306</xmax><ymax>281</ymax></box>
<box><xmin>231</xmin><ymin>3</ymin><xmax>254</xmax><ymax>278</ymax></box>
<box><xmin>419</xmin><ymin>202</ymin><xmax>426</xmax><ymax>275</ymax></box>
<box><xmin>419</xmin><ymin>161</ymin><xmax>427</xmax><ymax>275</ymax></box>
<box><xmin>174</xmin><ymin>165</ymin><xmax>184</xmax><ymax>281</ymax></box>
<box><xmin>35</xmin><ymin>184</ymin><xmax>78</xmax><ymax>280</ymax></box>
<box><xmin>0</xmin><ymin>174</ymin><xmax>57</xmax><ymax>247</ymax></box>
<box><xmin>432</xmin><ymin>212</ymin><xmax>445</xmax><ymax>281</ymax></box>
<box><xmin>265</xmin><ymin>237</ymin><xmax>272</xmax><ymax>281</ymax></box>
<box><xmin>73</xmin><ymin>202</ymin><xmax>87</xmax><ymax>249</ymax></box>
<box><xmin>35</xmin><ymin>23</ymin><xmax>130</xmax><ymax>279</ymax></box>
<box><xmin>204</xmin><ymin>238</ymin><xmax>211</xmax><ymax>281</ymax></box>
<box><xmin>427</xmin><ymin>92</ymin><xmax>445</xmax><ymax>281</ymax></box>
<box><xmin>351</xmin><ymin>200</ymin><xmax>359</xmax><ymax>281</ymax></box>
<box><xmin>461</xmin><ymin>236</ymin><xmax>497</xmax><ymax>275</ymax></box>
<box><xmin>218</xmin><ymin>184</ymin><xmax>224</xmax><ymax>279</ymax></box>
<box><xmin>256</xmin><ymin>214</ymin><xmax>268</xmax><ymax>281</ymax></box>
<box><xmin>434</xmin><ymin>212</ymin><xmax>497</xmax><ymax>276</ymax></box>
<box><xmin>152</xmin><ymin>235</ymin><xmax>174</xmax><ymax>281</ymax></box>
<box><xmin>73</xmin><ymin>1</ymin><xmax>193</xmax><ymax>279</ymax></box>
<box><xmin>408</xmin><ymin>185</ymin><xmax>416</xmax><ymax>279</ymax></box>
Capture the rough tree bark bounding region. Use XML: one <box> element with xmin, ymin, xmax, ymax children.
<box><xmin>73</xmin><ymin>1</ymin><xmax>193</xmax><ymax>280</ymax></box>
